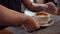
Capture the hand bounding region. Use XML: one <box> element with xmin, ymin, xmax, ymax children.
<box><xmin>44</xmin><ymin>2</ymin><xmax>58</xmax><ymax>14</ymax></box>
<box><xmin>22</xmin><ymin>16</ymin><xmax>40</xmax><ymax>32</ymax></box>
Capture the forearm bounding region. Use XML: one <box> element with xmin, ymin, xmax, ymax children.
<box><xmin>0</xmin><ymin>5</ymin><xmax>26</xmax><ymax>26</ymax></box>
<box><xmin>23</xmin><ymin>0</ymin><xmax>46</xmax><ymax>12</ymax></box>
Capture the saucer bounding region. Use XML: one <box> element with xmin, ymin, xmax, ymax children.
<box><xmin>40</xmin><ymin>20</ymin><xmax>54</xmax><ymax>26</ymax></box>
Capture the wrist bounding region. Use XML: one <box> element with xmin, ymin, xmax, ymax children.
<box><xmin>41</xmin><ymin>4</ymin><xmax>48</xmax><ymax>11</ymax></box>
<box><xmin>22</xmin><ymin>16</ymin><xmax>40</xmax><ymax>32</ymax></box>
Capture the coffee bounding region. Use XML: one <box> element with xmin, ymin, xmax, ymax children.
<box><xmin>36</xmin><ymin>12</ymin><xmax>48</xmax><ymax>17</ymax></box>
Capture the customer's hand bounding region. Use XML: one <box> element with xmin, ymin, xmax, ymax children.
<box><xmin>22</xmin><ymin>16</ymin><xmax>40</xmax><ymax>32</ymax></box>
<box><xmin>44</xmin><ymin>2</ymin><xmax>58</xmax><ymax>14</ymax></box>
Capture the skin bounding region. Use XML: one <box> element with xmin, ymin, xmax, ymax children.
<box><xmin>23</xmin><ymin>0</ymin><xmax>60</xmax><ymax>16</ymax></box>
<box><xmin>40</xmin><ymin>2</ymin><xmax>60</xmax><ymax>16</ymax></box>
<box><xmin>56</xmin><ymin>9</ymin><xmax>60</xmax><ymax>16</ymax></box>
<box><xmin>0</xmin><ymin>0</ymin><xmax>59</xmax><ymax>32</ymax></box>
<box><xmin>0</xmin><ymin>5</ymin><xmax>40</xmax><ymax>31</ymax></box>
<box><xmin>0</xmin><ymin>0</ymin><xmax>47</xmax><ymax>31</ymax></box>
<box><xmin>0</xmin><ymin>29</ymin><xmax>13</xmax><ymax>34</ymax></box>
<box><xmin>0</xmin><ymin>0</ymin><xmax>47</xmax><ymax>26</ymax></box>
<box><xmin>22</xmin><ymin>0</ymin><xmax>46</xmax><ymax>12</ymax></box>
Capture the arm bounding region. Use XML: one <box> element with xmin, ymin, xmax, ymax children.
<box><xmin>0</xmin><ymin>5</ymin><xmax>26</xmax><ymax>26</ymax></box>
<box><xmin>22</xmin><ymin>0</ymin><xmax>46</xmax><ymax>12</ymax></box>
<box><xmin>0</xmin><ymin>5</ymin><xmax>40</xmax><ymax>32</ymax></box>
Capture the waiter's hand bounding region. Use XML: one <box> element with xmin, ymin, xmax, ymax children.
<box><xmin>44</xmin><ymin>2</ymin><xmax>58</xmax><ymax>14</ymax></box>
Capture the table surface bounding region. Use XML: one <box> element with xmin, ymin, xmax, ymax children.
<box><xmin>6</xmin><ymin>10</ymin><xmax>60</xmax><ymax>34</ymax></box>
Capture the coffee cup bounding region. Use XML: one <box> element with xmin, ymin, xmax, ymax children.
<box><xmin>33</xmin><ymin>12</ymin><xmax>51</xmax><ymax>25</ymax></box>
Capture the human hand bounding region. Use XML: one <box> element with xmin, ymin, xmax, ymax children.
<box><xmin>44</xmin><ymin>2</ymin><xmax>58</xmax><ymax>14</ymax></box>
<box><xmin>22</xmin><ymin>16</ymin><xmax>40</xmax><ymax>32</ymax></box>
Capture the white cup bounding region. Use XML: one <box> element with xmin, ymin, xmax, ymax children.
<box><xmin>33</xmin><ymin>12</ymin><xmax>51</xmax><ymax>25</ymax></box>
